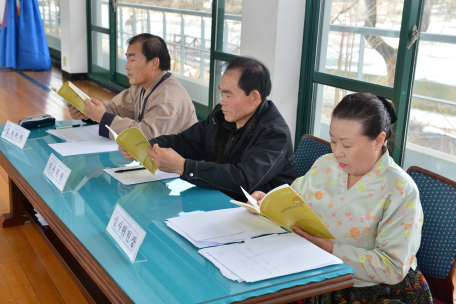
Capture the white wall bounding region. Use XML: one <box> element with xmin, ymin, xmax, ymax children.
<box><xmin>404</xmin><ymin>143</ymin><xmax>456</xmax><ymax>181</ymax></box>
<box><xmin>60</xmin><ymin>0</ymin><xmax>88</xmax><ymax>74</ymax></box>
<box><xmin>240</xmin><ymin>0</ymin><xmax>306</xmax><ymax>144</ymax></box>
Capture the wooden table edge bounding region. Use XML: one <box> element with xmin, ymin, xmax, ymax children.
<box><xmin>234</xmin><ymin>274</ymin><xmax>353</xmax><ymax>303</ymax></box>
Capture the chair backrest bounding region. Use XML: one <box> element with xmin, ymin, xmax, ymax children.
<box><xmin>407</xmin><ymin>166</ymin><xmax>456</xmax><ymax>304</ymax></box>
<box><xmin>295</xmin><ymin>135</ymin><xmax>332</xmax><ymax>177</ymax></box>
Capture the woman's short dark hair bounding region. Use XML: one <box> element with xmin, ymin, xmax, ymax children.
<box><xmin>224</xmin><ymin>56</ymin><xmax>271</xmax><ymax>100</ymax></box>
<box><xmin>332</xmin><ymin>93</ymin><xmax>395</xmax><ymax>142</ymax></box>
<box><xmin>126</xmin><ymin>33</ymin><xmax>171</xmax><ymax>71</ymax></box>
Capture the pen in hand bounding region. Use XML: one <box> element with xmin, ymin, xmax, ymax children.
<box><xmin>55</xmin><ymin>124</ymin><xmax>81</xmax><ymax>129</ymax></box>
<box><xmin>114</xmin><ymin>167</ymin><xmax>146</xmax><ymax>173</ymax></box>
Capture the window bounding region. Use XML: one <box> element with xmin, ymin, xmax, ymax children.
<box><xmin>296</xmin><ymin>0</ymin><xmax>422</xmax><ymax>170</ymax></box>
<box><xmin>404</xmin><ymin>1</ymin><xmax>456</xmax><ymax>180</ymax></box>
<box><xmin>87</xmin><ymin>0</ymin><xmax>243</xmax><ymax>119</ymax></box>
<box><xmin>39</xmin><ymin>0</ymin><xmax>61</xmax><ymax>59</ymax></box>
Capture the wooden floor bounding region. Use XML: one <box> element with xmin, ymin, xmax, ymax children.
<box><xmin>0</xmin><ymin>65</ymin><xmax>114</xmax><ymax>304</ymax></box>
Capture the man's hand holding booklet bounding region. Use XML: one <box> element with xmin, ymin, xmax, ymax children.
<box><xmin>231</xmin><ymin>184</ymin><xmax>335</xmax><ymax>239</ymax></box>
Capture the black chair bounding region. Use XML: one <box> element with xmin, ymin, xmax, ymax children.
<box><xmin>407</xmin><ymin>166</ymin><xmax>456</xmax><ymax>304</ymax></box>
<box><xmin>295</xmin><ymin>134</ymin><xmax>332</xmax><ymax>177</ymax></box>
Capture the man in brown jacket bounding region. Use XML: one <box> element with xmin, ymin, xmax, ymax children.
<box><xmin>67</xmin><ymin>33</ymin><xmax>197</xmax><ymax>140</ymax></box>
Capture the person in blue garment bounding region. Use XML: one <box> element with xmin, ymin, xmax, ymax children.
<box><xmin>0</xmin><ymin>0</ymin><xmax>51</xmax><ymax>70</ymax></box>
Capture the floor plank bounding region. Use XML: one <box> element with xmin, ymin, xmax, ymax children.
<box><xmin>20</xmin><ymin>224</ymin><xmax>89</xmax><ymax>304</ymax></box>
<box><xmin>0</xmin><ymin>165</ymin><xmax>8</xmax><ymax>183</ymax></box>
<box><xmin>20</xmin><ymin>224</ymin><xmax>54</xmax><ymax>258</ymax></box>
<box><xmin>0</xmin><ymin>226</ymin><xmax>17</xmax><ymax>265</ymax></box>
<box><xmin>39</xmin><ymin>255</ymin><xmax>90</xmax><ymax>304</ymax></box>
<box><xmin>0</xmin><ymin>260</ymin><xmax>41</xmax><ymax>304</ymax></box>
<box><xmin>0</xmin><ymin>267</ymin><xmax>16</xmax><ymax>304</ymax></box>
<box><xmin>3</xmin><ymin>226</ymin><xmax>65</xmax><ymax>304</ymax></box>
<box><xmin>0</xmin><ymin>186</ymin><xmax>9</xmax><ymax>216</ymax></box>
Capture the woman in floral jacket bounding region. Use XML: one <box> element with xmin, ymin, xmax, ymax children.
<box><xmin>253</xmin><ymin>93</ymin><xmax>432</xmax><ymax>303</ymax></box>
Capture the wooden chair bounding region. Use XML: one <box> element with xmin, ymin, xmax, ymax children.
<box><xmin>295</xmin><ymin>134</ymin><xmax>332</xmax><ymax>176</ymax></box>
<box><xmin>407</xmin><ymin>166</ymin><xmax>456</xmax><ymax>304</ymax></box>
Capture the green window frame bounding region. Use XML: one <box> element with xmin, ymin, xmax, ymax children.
<box><xmin>295</xmin><ymin>0</ymin><xmax>425</xmax><ymax>167</ymax></box>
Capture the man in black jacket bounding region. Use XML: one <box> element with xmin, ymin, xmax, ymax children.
<box><xmin>119</xmin><ymin>56</ymin><xmax>297</xmax><ymax>201</ymax></box>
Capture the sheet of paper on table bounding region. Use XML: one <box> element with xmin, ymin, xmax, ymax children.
<box><xmin>199</xmin><ymin>233</ymin><xmax>343</xmax><ymax>283</ymax></box>
<box><xmin>47</xmin><ymin>125</ymin><xmax>119</xmax><ymax>156</ymax></box>
<box><xmin>49</xmin><ymin>138</ymin><xmax>119</xmax><ymax>156</ymax></box>
<box><xmin>103</xmin><ymin>165</ymin><xmax>179</xmax><ymax>185</ymax></box>
<box><xmin>166</xmin><ymin>208</ymin><xmax>286</xmax><ymax>248</ymax></box>
<box><xmin>47</xmin><ymin>125</ymin><xmax>101</xmax><ymax>142</ymax></box>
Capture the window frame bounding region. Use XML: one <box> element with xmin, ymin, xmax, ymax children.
<box><xmin>295</xmin><ymin>0</ymin><xmax>425</xmax><ymax>167</ymax></box>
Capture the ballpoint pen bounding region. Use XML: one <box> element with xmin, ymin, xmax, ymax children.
<box><xmin>114</xmin><ymin>167</ymin><xmax>146</xmax><ymax>173</ymax></box>
<box><xmin>55</xmin><ymin>124</ymin><xmax>82</xmax><ymax>129</ymax></box>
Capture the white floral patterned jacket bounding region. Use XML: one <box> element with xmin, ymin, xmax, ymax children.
<box><xmin>291</xmin><ymin>151</ymin><xmax>423</xmax><ymax>287</ymax></box>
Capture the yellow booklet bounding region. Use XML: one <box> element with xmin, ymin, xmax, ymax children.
<box><xmin>231</xmin><ymin>185</ymin><xmax>335</xmax><ymax>239</ymax></box>
<box><xmin>56</xmin><ymin>81</ymin><xmax>89</xmax><ymax>115</ymax></box>
<box><xmin>105</xmin><ymin>125</ymin><xmax>157</xmax><ymax>175</ymax></box>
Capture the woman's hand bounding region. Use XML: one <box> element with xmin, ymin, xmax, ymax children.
<box><xmin>290</xmin><ymin>225</ymin><xmax>333</xmax><ymax>254</ymax></box>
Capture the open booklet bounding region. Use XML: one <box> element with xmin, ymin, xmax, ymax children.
<box><xmin>105</xmin><ymin>125</ymin><xmax>157</xmax><ymax>175</ymax></box>
<box><xmin>56</xmin><ymin>81</ymin><xmax>89</xmax><ymax>115</ymax></box>
<box><xmin>231</xmin><ymin>184</ymin><xmax>335</xmax><ymax>239</ymax></box>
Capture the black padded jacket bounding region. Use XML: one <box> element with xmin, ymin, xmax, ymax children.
<box><xmin>150</xmin><ymin>99</ymin><xmax>297</xmax><ymax>201</ymax></box>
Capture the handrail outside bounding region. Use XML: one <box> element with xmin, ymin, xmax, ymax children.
<box><xmin>114</xmin><ymin>1</ymin><xmax>241</xmax><ymax>80</ymax></box>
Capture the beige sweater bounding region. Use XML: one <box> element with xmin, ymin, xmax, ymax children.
<box><xmin>100</xmin><ymin>71</ymin><xmax>197</xmax><ymax>140</ymax></box>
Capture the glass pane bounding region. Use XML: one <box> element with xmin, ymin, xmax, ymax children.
<box><xmin>212</xmin><ymin>59</ymin><xmax>226</xmax><ymax>106</ymax></box>
<box><xmin>316</xmin><ymin>0</ymin><xmax>404</xmax><ymax>87</ymax></box>
<box><xmin>39</xmin><ymin>0</ymin><xmax>61</xmax><ymax>50</ymax></box>
<box><xmin>404</xmin><ymin>0</ymin><xmax>456</xmax><ymax>180</ymax></box>
<box><xmin>216</xmin><ymin>0</ymin><xmax>242</xmax><ymax>55</ymax></box>
<box><xmin>92</xmin><ymin>31</ymin><xmax>110</xmax><ymax>70</ymax></box>
<box><xmin>116</xmin><ymin>1</ymin><xmax>212</xmax><ymax>105</ymax></box>
<box><xmin>311</xmin><ymin>84</ymin><xmax>354</xmax><ymax>141</ymax></box>
<box><xmin>91</xmin><ymin>0</ymin><xmax>109</xmax><ymax>28</ymax></box>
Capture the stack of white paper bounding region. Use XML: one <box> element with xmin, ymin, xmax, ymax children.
<box><xmin>47</xmin><ymin>125</ymin><xmax>119</xmax><ymax>156</ymax></box>
<box><xmin>34</xmin><ymin>209</ymin><xmax>49</xmax><ymax>226</ymax></box>
<box><xmin>47</xmin><ymin>125</ymin><xmax>101</xmax><ymax>142</ymax></box>
<box><xmin>199</xmin><ymin>233</ymin><xmax>343</xmax><ymax>283</ymax></box>
<box><xmin>166</xmin><ymin>208</ymin><xmax>285</xmax><ymax>248</ymax></box>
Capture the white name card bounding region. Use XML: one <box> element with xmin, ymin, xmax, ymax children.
<box><xmin>44</xmin><ymin>153</ymin><xmax>71</xmax><ymax>191</ymax></box>
<box><xmin>1</xmin><ymin>120</ymin><xmax>30</xmax><ymax>149</ymax></box>
<box><xmin>107</xmin><ymin>204</ymin><xmax>146</xmax><ymax>262</ymax></box>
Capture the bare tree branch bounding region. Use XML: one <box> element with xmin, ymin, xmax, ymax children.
<box><xmin>331</xmin><ymin>0</ymin><xmax>359</xmax><ymax>24</ymax></box>
<box><xmin>363</xmin><ymin>0</ymin><xmax>397</xmax><ymax>86</ymax></box>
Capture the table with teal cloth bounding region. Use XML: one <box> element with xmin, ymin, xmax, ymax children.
<box><xmin>0</xmin><ymin>122</ymin><xmax>354</xmax><ymax>303</ymax></box>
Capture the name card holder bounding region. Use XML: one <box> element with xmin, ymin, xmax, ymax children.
<box><xmin>107</xmin><ymin>204</ymin><xmax>146</xmax><ymax>262</ymax></box>
<box><xmin>44</xmin><ymin>153</ymin><xmax>72</xmax><ymax>192</ymax></box>
<box><xmin>1</xmin><ymin>120</ymin><xmax>30</xmax><ymax>149</ymax></box>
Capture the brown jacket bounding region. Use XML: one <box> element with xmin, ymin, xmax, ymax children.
<box><xmin>99</xmin><ymin>71</ymin><xmax>197</xmax><ymax>140</ymax></box>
